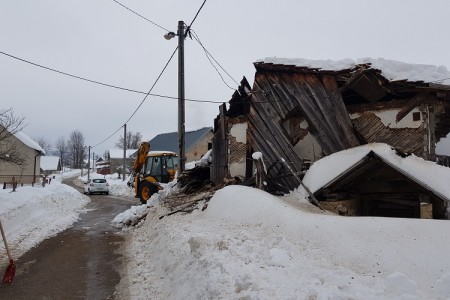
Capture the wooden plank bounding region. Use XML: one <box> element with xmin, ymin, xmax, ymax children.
<box><xmin>396</xmin><ymin>92</ymin><xmax>429</xmax><ymax>122</ymax></box>
<box><xmin>321</xmin><ymin>75</ymin><xmax>361</xmax><ymax>147</ymax></box>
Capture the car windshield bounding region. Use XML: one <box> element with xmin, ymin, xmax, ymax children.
<box><xmin>92</xmin><ymin>179</ymin><xmax>106</xmax><ymax>183</ymax></box>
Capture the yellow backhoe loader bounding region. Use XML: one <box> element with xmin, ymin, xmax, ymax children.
<box><xmin>131</xmin><ymin>142</ymin><xmax>178</xmax><ymax>203</ymax></box>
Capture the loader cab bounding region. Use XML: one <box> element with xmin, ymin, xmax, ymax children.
<box><xmin>142</xmin><ymin>151</ymin><xmax>178</xmax><ymax>183</ymax></box>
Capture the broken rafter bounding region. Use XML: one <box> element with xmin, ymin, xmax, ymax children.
<box><xmin>395</xmin><ymin>91</ymin><xmax>430</xmax><ymax>123</ymax></box>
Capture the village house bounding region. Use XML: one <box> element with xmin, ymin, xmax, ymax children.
<box><xmin>149</xmin><ymin>127</ymin><xmax>213</xmax><ymax>163</ymax></box>
<box><xmin>108</xmin><ymin>149</ymin><xmax>137</xmax><ymax>175</ymax></box>
<box><xmin>40</xmin><ymin>156</ymin><xmax>62</xmax><ymax>175</ymax></box>
<box><xmin>210</xmin><ymin>58</ymin><xmax>450</xmax><ymax>219</ymax></box>
<box><xmin>0</xmin><ymin>127</ymin><xmax>45</xmax><ymax>185</ymax></box>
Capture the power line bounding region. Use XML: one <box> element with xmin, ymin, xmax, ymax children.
<box><xmin>125</xmin><ymin>47</ymin><xmax>178</xmax><ymax>124</ymax></box>
<box><xmin>186</xmin><ymin>0</ymin><xmax>207</xmax><ymax>33</ymax></box>
<box><xmin>93</xmin><ymin>46</ymin><xmax>178</xmax><ymax>148</ymax></box>
<box><xmin>0</xmin><ymin>50</ymin><xmax>223</xmax><ymax>104</ymax></box>
<box><xmin>191</xmin><ymin>30</ymin><xmax>239</xmax><ymax>89</ymax></box>
<box><xmin>111</xmin><ymin>0</ymin><xmax>171</xmax><ymax>32</ymax></box>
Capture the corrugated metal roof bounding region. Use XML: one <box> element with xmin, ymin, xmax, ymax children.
<box><xmin>149</xmin><ymin>127</ymin><xmax>212</xmax><ymax>153</ymax></box>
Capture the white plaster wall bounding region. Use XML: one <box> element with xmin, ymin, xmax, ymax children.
<box><xmin>229</xmin><ymin>158</ymin><xmax>246</xmax><ymax>178</ymax></box>
<box><xmin>293</xmin><ymin>132</ymin><xmax>323</xmax><ymax>162</ymax></box>
<box><xmin>229</xmin><ymin>122</ymin><xmax>247</xmax><ymax>178</ymax></box>
<box><xmin>230</xmin><ymin>123</ymin><xmax>247</xmax><ymax>144</ymax></box>
<box><xmin>350</xmin><ymin>108</ymin><xmax>422</xmax><ymax>129</ymax></box>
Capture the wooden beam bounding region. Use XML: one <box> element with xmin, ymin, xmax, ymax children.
<box><xmin>396</xmin><ymin>92</ymin><xmax>429</xmax><ymax>123</ymax></box>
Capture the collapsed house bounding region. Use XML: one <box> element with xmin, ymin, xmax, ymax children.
<box><xmin>210</xmin><ymin>57</ymin><xmax>450</xmax><ymax>218</ymax></box>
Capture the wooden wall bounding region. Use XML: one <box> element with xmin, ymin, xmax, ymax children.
<box><xmin>247</xmin><ymin>71</ymin><xmax>361</xmax><ymax>191</ymax></box>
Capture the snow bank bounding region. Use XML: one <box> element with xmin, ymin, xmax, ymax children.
<box><xmin>0</xmin><ymin>176</ymin><xmax>89</xmax><ymax>266</ymax></box>
<box><xmin>119</xmin><ymin>185</ymin><xmax>450</xmax><ymax>299</ymax></box>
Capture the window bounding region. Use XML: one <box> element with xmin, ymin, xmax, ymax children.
<box><xmin>93</xmin><ymin>179</ymin><xmax>106</xmax><ymax>183</ymax></box>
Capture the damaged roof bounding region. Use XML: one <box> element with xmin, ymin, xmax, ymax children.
<box><xmin>254</xmin><ymin>57</ymin><xmax>450</xmax><ymax>142</ymax></box>
<box><xmin>300</xmin><ymin>143</ymin><xmax>450</xmax><ymax>202</ymax></box>
<box><xmin>256</xmin><ymin>57</ymin><xmax>450</xmax><ymax>85</ymax></box>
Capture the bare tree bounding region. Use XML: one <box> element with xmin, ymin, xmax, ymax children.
<box><xmin>34</xmin><ymin>136</ymin><xmax>52</xmax><ymax>154</ymax></box>
<box><xmin>115</xmin><ymin>131</ymin><xmax>142</xmax><ymax>149</ymax></box>
<box><xmin>55</xmin><ymin>136</ymin><xmax>68</xmax><ymax>168</ymax></box>
<box><xmin>0</xmin><ymin>108</ymin><xmax>27</xmax><ymax>166</ymax></box>
<box><xmin>67</xmin><ymin>130</ymin><xmax>86</xmax><ymax>168</ymax></box>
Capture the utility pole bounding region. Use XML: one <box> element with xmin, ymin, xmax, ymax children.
<box><xmin>87</xmin><ymin>146</ymin><xmax>91</xmax><ymax>181</ymax></box>
<box><xmin>123</xmin><ymin>124</ymin><xmax>127</xmax><ymax>181</ymax></box>
<box><xmin>178</xmin><ymin>20</ymin><xmax>186</xmax><ymax>174</ymax></box>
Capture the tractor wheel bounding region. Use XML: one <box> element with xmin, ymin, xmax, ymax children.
<box><xmin>138</xmin><ymin>181</ymin><xmax>157</xmax><ymax>204</ymax></box>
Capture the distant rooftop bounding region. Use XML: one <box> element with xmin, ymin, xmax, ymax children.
<box><xmin>149</xmin><ymin>127</ymin><xmax>213</xmax><ymax>153</ymax></box>
<box><xmin>109</xmin><ymin>149</ymin><xmax>138</xmax><ymax>159</ymax></box>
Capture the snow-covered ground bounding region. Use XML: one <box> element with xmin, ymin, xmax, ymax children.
<box><xmin>0</xmin><ymin>169</ymin><xmax>88</xmax><ymax>266</ymax></box>
<box><xmin>0</xmin><ymin>170</ymin><xmax>133</xmax><ymax>268</ymax></box>
<box><xmin>2</xmin><ymin>150</ymin><xmax>450</xmax><ymax>299</ymax></box>
<box><xmin>115</xmin><ymin>184</ymin><xmax>450</xmax><ymax>300</ymax></box>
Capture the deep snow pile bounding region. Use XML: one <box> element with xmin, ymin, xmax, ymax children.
<box><xmin>0</xmin><ymin>170</ymin><xmax>89</xmax><ymax>267</ymax></box>
<box><xmin>117</xmin><ymin>185</ymin><xmax>450</xmax><ymax>299</ymax></box>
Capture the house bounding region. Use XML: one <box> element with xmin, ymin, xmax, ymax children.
<box><xmin>40</xmin><ymin>156</ymin><xmax>62</xmax><ymax>175</ymax></box>
<box><xmin>211</xmin><ymin>82</ymin><xmax>252</xmax><ymax>183</ymax></box>
<box><xmin>300</xmin><ymin>143</ymin><xmax>450</xmax><ymax>219</ymax></box>
<box><xmin>108</xmin><ymin>149</ymin><xmax>137</xmax><ymax>174</ymax></box>
<box><xmin>149</xmin><ymin>127</ymin><xmax>213</xmax><ymax>163</ymax></box>
<box><xmin>212</xmin><ymin>58</ymin><xmax>450</xmax><ymax>193</ymax></box>
<box><xmin>0</xmin><ymin>127</ymin><xmax>45</xmax><ymax>184</ymax></box>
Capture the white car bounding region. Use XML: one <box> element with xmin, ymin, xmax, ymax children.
<box><xmin>84</xmin><ymin>178</ymin><xmax>110</xmax><ymax>195</ymax></box>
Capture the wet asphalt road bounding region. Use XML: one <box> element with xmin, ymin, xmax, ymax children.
<box><xmin>0</xmin><ymin>179</ymin><xmax>134</xmax><ymax>300</ymax></box>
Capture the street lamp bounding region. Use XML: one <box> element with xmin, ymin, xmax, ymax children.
<box><xmin>165</xmin><ymin>21</ymin><xmax>186</xmax><ymax>174</ymax></box>
<box><xmin>164</xmin><ymin>32</ymin><xmax>176</xmax><ymax>40</ymax></box>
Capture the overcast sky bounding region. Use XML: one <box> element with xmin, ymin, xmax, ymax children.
<box><xmin>2</xmin><ymin>0</ymin><xmax>450</xmax><ymax>156</ymax></box>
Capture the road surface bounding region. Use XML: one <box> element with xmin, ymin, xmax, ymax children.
<box><xmin>0</xmin><ymin>179</ymin><xmax>133</xmax><ymax>299</ymax></box>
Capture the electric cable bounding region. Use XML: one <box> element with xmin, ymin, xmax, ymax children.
<box><xmin>0</xmin><ymin>50</ymin><xmax>223</xmax><ymax>104</ymax></box>
<box><xmin>186</xmin><ymin>0</ymin><xmax>207</xmax><ymax>33</ymax></box>
<box><xmin>124</xmin><ymin>46</ymin><xmax>178</xmax><ymax>124</ymax></box>
<box><xmin>111</xmin><ymin>0</ymin><xmax>171</xmax><ymax>32</ymax></box>
<box><xmin>92</xmin><ymin>46</ymin><xmax>178</xmax><ymax>148</ymax></box>
<box><xmin>191</xmin><ymin>30</ymin><xmax>239</xmax><ymax>89</ymax></box>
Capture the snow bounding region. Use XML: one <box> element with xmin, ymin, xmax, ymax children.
<box><xmin>260</xmin><ymin>57</ymin><xmax>450</xmax><ymax>85</ymax></box>
<box><xmin>109</xmin><ymin>149</ymin><xmax>138</xmax><ymax>159</ymax></box>
<box><xmin>299</xmin><ymin>143</ymin><xmax>450</xmax><ymax>203</ymax></box>
<box><xmin>0</xmin><ymin>169</ymin><xmax>88</xmax><ymax>265</ymax></box>
<box><xmin>40</xmin><ymin>156</ymin><xmax>61</xmax><ymax>171</ymax></box>
<box><xmin>13</xmin><ymin>131</ymin><xmax>45</xmax><ymax>154</ymax></box>
<box><xmin>118</xmin><ymin>184</ymin><xmax>450</xmax><ymax>299</ymax></box>
<box><xmin>252</xmin><ymin>151</ymin><xmax>262</xmax><ymax>160</ymax></box>
<box><xmin>2</xmin><ymin>150</ymin><xmax>450</xmax><ymax>299</ymax></box>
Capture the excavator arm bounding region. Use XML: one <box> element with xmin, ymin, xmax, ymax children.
<box><xmin>133</xmin><ymin>142</ymin><xmax>150</xmax><ymax>173</ymax></box>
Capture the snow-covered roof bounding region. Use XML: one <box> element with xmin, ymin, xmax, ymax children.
<box><xmin>301</xmin><ymin>143</ymin><xmax>450</xmax><ymax>202</ymax></box>
<box><xmin>40</xmin><ymin>156</ymin><xmax>60</xmax><ymax>171</ymax></box>
<box><xmin>14</xmin><ymin>131</ymin><xmax>45</xmax><ymax>154</ymax></box>
<box><xmin>258</xmin><ymin>57</ymin><xmax>450</xmax><ymax>85</ymax></box>
<box><xmin>109</xmin><ymin>149</ymin><xmax>137</xmax><ymax>159</ymax></box>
